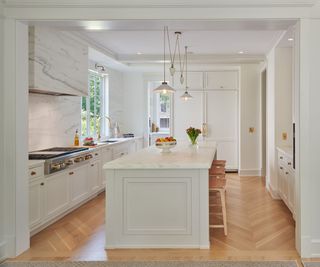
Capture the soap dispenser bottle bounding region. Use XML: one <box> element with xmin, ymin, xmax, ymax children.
<box><xmin>74</xmin><ymin>129</ymin><xmax>80</xmax><ymax>146</ymax></box>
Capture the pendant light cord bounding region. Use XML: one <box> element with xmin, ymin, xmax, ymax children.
<box><xmin>185</xmin><ymin>46</ymin><xmax>188</xmax><ymax>90</ymax></box>
<box><xmin>166</xmin><ymin>26</ymin><xmax>178</xmax><ymax>66</ymax></box>
<box><xmin>163</xmin><ymin>26</ymin><xmax>166</xmax><ymax>82</ymax></box>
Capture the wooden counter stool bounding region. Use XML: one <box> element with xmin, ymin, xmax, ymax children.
<box><xmin>209</xmin><ymin>175</ymin><xmax>227</xmax><ymax>236</ymax></box>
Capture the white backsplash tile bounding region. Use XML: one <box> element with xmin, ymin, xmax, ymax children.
<box><xmin>29</xmin><ymin>93</ymin><xmax>81</xmax><ymax>151</ymax></box>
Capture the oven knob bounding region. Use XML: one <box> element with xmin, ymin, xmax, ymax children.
<box><xmin>51</xmin><ymin>164</ymin><xmax>61</xmax><ymax>171</ymax></box>
<box><xmin>60</xmin><ymin>162</ymin><xmax>66</xmax><ymax>168</ymax></box>
<box><xmin>74</xmin><ymin>157</ymin><xmax>83</xmax><ymax>163</ymax></box>
<box><xmin>85</xmin><ymin>154</ymin><xmax>93</xmax><ymax>160</ymax></box>
<box><xmin>66</xmin><ymin>160</ymin><xmax>74</xmax><ymax>166</ymax></box>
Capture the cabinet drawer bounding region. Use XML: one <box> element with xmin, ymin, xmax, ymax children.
<box><xmin>29</xmin><ymin>166</ymin><xmax>44</xmax><ymax>180</ymax></box>
<box><xmin>92</xmin><ymin>149</ymin><xmax>101</xmax><ymax>159</ymax></box>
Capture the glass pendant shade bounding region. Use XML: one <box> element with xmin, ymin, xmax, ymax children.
<box><xmin>181</xmin><ymin>90</ymin><xmax>192</xmax><ymax>101</ymax></box>
<box><xmin>169</xmin><ymin>65</ymin><xmax>176</xmax><ymax>76</ymax></box>
<box><xmin>180</xmin><ymin>74</ymin><xmax>184</xmax><ymax>85</ymax></box>
<box><xmin>154</xmin><ymin>82</ymin><xmax>175</xmax><ymax>94</ymax></box>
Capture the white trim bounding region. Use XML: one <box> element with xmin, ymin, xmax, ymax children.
<box><xmin>238</xmin><ymin>169</ymin><xmax>262</xmax><ymax>176</ymax></box>
<box><xmin>268</xmin><ymin>183</ymin><xmax>281</xmax><ymax>199</ymax></box>
<box><xmin>0</xmin><ymin>242</ymin><xmax>6</xmax><ymax>262</ymax></box>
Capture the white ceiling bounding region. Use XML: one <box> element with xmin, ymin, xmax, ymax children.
<box><xmin>80</xmin><ymin>30</ymin><xmax>284</xmax><ymax>56</ymax></box>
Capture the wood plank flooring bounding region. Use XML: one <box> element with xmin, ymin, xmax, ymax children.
<box><xmin>14</xmin><ymin>174</ymin><xmax>299</xmax><ymax>263</ymax></box>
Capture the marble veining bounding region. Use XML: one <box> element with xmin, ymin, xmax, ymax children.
<box><xmin>29</xmin><ymin>94</ymin><xmax>81</xmax><ymax>151</ymax></box>
<box><xmin>29</xmin><ymin>27</ymin><xmax>88</xmax><ymax>96</ymax></box>
<box><xmin>104</xmin><ymin>141</ymin><xmax>217</xmax><ymax>170</ymax></box>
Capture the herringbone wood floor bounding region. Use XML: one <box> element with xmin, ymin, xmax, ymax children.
<box><xmin>14</xmin><ymin>174</ymin><xmax>299</xmax><ymax>262</ymax></box>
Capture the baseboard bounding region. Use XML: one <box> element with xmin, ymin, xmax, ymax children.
<box><xmin>239</xmin><ymin>169</ymin><xmax>262</xmax><ymax>176</ymax></box>
<box><xmin>311</xmin><ymin>239</ymin><xmax>320</xmax><ymax>258</ymax></box>
<box><xmin>268</xmin><ymin>183</ymin><xmax>281</xmax><ymax>199</ymax></box>
<box><xmin>0</xmin><ymin>241</ymin><xmax>6</xmax><ymax>262</ymax></box>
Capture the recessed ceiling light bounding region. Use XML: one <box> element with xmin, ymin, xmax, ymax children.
<box><xmin>288</xmin><ymin>38</ymin><xmax>294</xmax><ymax>41</ymax></box>
<box><xmin>137</xmin><ymin>52</ymin><xmax>143</xmax><ymax>55</ymax></box>
<box><xmin>238</xmin><ymin>51</ymin><xmax>244</xmax><ymax>54</ymax></box>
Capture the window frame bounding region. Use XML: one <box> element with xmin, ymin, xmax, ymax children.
<box><xmin>81</xmin><ymin>70</ymin><xmax>109</xmax><ymax>139</ymax></box>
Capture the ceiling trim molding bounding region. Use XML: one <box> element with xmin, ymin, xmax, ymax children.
<box><xmin>68</xmin><ymin>31</ymin><xmax>118</xmax><ymax>60</ymax></box>
<box><xmin>120</xmin><ymin>53</ymin><xmax>266</xmax><ymax>64</ymax></box>
<box><xmin>2</xmin><ymin>0</ymin><xmax>317</xmax><ymax>8</ymax></box>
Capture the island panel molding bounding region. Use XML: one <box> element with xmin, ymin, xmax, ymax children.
<box><xmin>104</xmin><ymin>142</ymin><xmax>216</xmax><ymax>249</ymax></box>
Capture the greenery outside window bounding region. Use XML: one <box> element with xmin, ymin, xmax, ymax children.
<box><xmin>81</xmin><ymin>71</ymin><xmax>108</xmax><ymax>138</ymax></box>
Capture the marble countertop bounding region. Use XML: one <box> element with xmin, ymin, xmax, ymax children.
<box><xmin>103</xmin><ymin>141</ymin><xmax>217</xmax><ymax>170</ymax></box>
<box><xmin>83</xmin><ymin>136</ymin><xmax>142</xmax><ymax>150</ymax></box>
<box><xmin>28</xmin><ymin>160</ymin><xmax>45</xmax><ymax>168</ymax></box>
<box><xmin>277</xmin><ymin>146</ymin><xmax>293</xmax><ymax>158</ymax></box>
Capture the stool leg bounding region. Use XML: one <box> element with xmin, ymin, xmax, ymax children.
<box><xmin>220</xmin><ymin>189</ymin><xmax>227</xmax><ymax>236</ymax></box>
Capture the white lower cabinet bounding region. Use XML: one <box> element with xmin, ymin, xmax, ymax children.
<box><xmin>29</xmin><ymin>138</ymin><xmax>144</xmax><ymax>234</ymax></box>
<box><xmin>29</xmin><ymin>178</ymin><xmax>45</xmax><ymax>229</ymax></box>
<box><xmin>88</xmin><ymin>160</ymin><xmax>101</xmax><ymax>193</ymax></box>
<box><xmin>277</xmin><ymin>148</ymin><xmax>295</xmax><ymax>218</ymax></box>
<box><xmin>69</xmin><ymin>164</ymin><xmax>89</xmax><ymax>205</ymax></box>
<box><xmin>45</xmin><ymin>171</ymin><xmax>70</xmax><ymax>219</ymax></box>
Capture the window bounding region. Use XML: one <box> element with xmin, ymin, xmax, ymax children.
<box><xmin>148</xmin><ymin>81</ymin><xmax>172</xmax><ymax>134</ymax></box>
<box><xmin>81</xmin><ymin>71</ymin><xmax>108</xmax><ymax>138</ymax></box>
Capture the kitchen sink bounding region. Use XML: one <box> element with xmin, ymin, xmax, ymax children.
<box><xmin>100</xmin><ymin>140</ymin><xmax>119</xmax><ymax>143</ymax></box>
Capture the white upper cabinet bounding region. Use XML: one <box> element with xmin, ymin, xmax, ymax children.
<box><xmin>206</xmin><ymin>71</ymin><xmax>238</xmax><ymax>90</ymax></box>
<box><xmin>29</xmin><ymin>26</ymin><xmax>88</xmax><ymax>96</ymax></box>
<box><xmin>173</xmin><ymin>72</ymin><xmax>203</xmax><ymax>90</ymax></box>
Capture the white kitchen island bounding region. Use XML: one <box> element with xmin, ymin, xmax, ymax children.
<box><xmin>103</xmin><ymin>141</ymin><xmax>217</xmax><ymax>249</ymax></box>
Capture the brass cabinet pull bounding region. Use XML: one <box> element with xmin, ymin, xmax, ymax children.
<box><xmin>69</xmin><ymin>171</ymin><xmax>74</xmax><ymax>175</ymax></box>
<box><xmin>285</xmin><ymin>172</ymin><xmax>289</xmax><ymax>175</ymax></box>
<box><xmin>288</xmin><ymin>162</ymin><xmax>292</xmax><ymax>165</ymax></box>
<box><xmin>280</xmin><ymin>156</ymin><xmax>283</xmax><ymax>159</ymax></box>
<box><xmin>40</xmin><ymin>182</ymin><xmax>44</xmax><ymax>186</ymax></box>
<box><xmin>280</xmin><ymin>167</ymin><xmax>283</xmax><ymax>170</ymax></box>
<box><xmin>95</xmin><ymin>153</ymin><xmax>99</xmax><ymax>156</ymax></box>
<box><xmin>31</xmin><ymin>171</ymin><xmax>37</xmax><ymax>176</ymax></box>
<box><xmin>91</xmin><ymin>164</ymin><xmax>94</xmax><ymax>167</ymax></box>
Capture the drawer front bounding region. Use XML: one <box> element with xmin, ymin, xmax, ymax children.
<box><xmin>92</xmin><ymin>149</ymin><xmax>101</xmax><ymax>159</ymax></box>
<box><xmin>29</xmin><ymin>166</ymin><xmax>44</xmax><ymax>180</ymax></box>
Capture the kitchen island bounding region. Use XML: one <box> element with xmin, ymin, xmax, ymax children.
<box><xmin>103</xmin><ymin>141</ymin><xmax>217</xmax><ymax>249</ymax></box>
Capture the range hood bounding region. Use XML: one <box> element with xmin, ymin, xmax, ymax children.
<box><xmin>29</xmin><ymin>88</ymin><xmax>80</xmax><ymax>97</ymax></box>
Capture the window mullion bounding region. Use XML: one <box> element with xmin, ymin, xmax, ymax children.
<box><xmin>86</xmin><ymin>77</ymin><xmax>90</xmax><ymax>137</ymax></box>
<box><xmin>94</xmin><ymin>77</ymin><xmax>97</xmax><ymax>137</ymax></box>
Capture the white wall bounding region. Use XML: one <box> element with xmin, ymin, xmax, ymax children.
<box><xmin>122</xmin><ymin>72</ymin><xmax>145</xmax><ymax>136</ymax></box>
<box><xmin>275</xmin><ymin>47</ymin><xmax>293</xmax><ymax>148</ymax></box>
<box><xmin>265</xmin><ymin>46</ymin><xmax>278</xmax><ymax>196</ymax></box>
<box><xmin>239</xmin><ymin>64</ymin><xmax>261</xmax><ymax>175</ymax></box>
<box><xmin>0</xmin><ymin>6</ymin><xmax>5</xmax><ymax>261</ymax></box>
<box><xmin>108</xmin><ymin>68</ymin><xmax>125</xmax><ymax>132</ymax></box>
<box><xmin>28</xmin><ymin>94</ymin><xmax>81</xmax><ymax>151</ymax></box>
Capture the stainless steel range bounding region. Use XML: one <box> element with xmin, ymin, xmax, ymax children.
<box><xmin>29</xmin><ymin>147</ymin><xmax>93</xmax><ymax>174</ymax></box>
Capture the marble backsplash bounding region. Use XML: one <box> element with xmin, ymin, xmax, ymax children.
<box><xmin>29</xmin><ymin>93</ymin><xmax>81</xmax><ymax>151</ymax></box>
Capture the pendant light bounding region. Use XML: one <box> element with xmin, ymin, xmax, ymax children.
<box><xmin>181</xmin><ymin>46</ymin><xmax>192</xmax><ymax>101</ymax></box>
<box><xmin>153</xmin><ymin>26</ymin><xmax>175</xmax><ymax>94</ymax></box>
<box><xmin>167</xmin><ymin>30</ymin><xmax>181</xmax><ymax>77</ymax></box>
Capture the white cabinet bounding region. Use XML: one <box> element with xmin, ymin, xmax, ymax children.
<box><xmin>173</xmin><ymin>70</ymin><xmax>239</xmax><ymax>170</ymax></box>
<box><xmin>173</xmin><ymin>72</ymin><xmax>203</xmax><ymax>90</ymax></box>
<box><xmin>45</xmin><ymin>171</ymin><xmax>69</xmax><ymax>219</ymax></box>
<box><xmin>173</xmin><ymin>91</ymin><xmax>203</xmax><ymax>141</ymax></box>
<box><xmin>206</xmin><ymin>71</ymin><xmax>238</xmax><ymax>90</ymax></box>
<box><xmin>277</xmin><ymin>148</ymin><xmax>295</xmax><ymax>217</ymax></box>
<box><xmin>29</xmin><ymin>178</ymin><xmax>45</xmax><ymax>229</ymax></box>
<box><xmin>134</xmin><ymin>137</ymin><xmax>144</xmax><ymax>151</ymax></box>
<box><xmin>69</xmin><ymin>164</ymin><xmax>89</xmax><ymax>205</ymax></box>
<box><xmin>101</xmin><ymin>146</ymin><xmax>113</xmax><ymax>186</ymax></box>
<box><xmin>29</xmin><ymin>26</ymin><xmax>88</xmax><ymax>96</ymax></box>
<box><xmin>88</xmin><ymin>160</ymin><xmax>101</xmax><ymax>193</ymax></box>
<box><xmin>113</xmin><ymin>143</ymin><xmax>130</xmax><ymax>159</ymax></box>
<box><xmin>206</xmin><ymin>90</ymin><xmax>238</xmax><ymax>169</ymax></box>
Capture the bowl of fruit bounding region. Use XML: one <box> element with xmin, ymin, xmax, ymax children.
<box><xmin>155</xmin><ymin>137</ymin><xmax>177</xmax><ymax>153</ymax></box>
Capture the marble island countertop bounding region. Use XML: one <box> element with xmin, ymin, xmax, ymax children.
<box><xmin>103</xmin><ymin>141</ymin><xmax>217</xmax><ymax>170</ymax></box>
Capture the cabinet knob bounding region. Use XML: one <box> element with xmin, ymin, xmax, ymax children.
<box><xmin>95</xmin><ymin>153</ymin><xmax>99</xmax><ymax>156</ymax></box>
<box><xmin>288</xmin><ymin>162</ymin><xmax>292</xmax><ymax>165</ymax></box>
<box><xmin>40</xmin><ymin>182</ymin><xmax>44</xmax><ymax>186</ymax></box>
<box><xmin>280</xmin><ymin>156</ymin><xmax>283</xmax><ymax>159</ymax></box>
<box><xmin>285</xmin><ymin>172</ymin><xmax>289</xmax><ymax>175</ymax></box>
<box><xmin>31</xmin><ymin>171</ymin><xmax>37</xmax><ymax>176</ymax></box>
<box><xmin>91</xmin><ymin>164</ymin><xmax>94</xmax><ymax>167</ymax></box>
<box><xmin>280</xmin><ymin>167</ymin><xmax>283</xmax><ymax>170</ymax></box>
<box><xmin>69</xmin><ymin>171</ymin><xmax>74</xmax><ymax>175</ymax></box>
